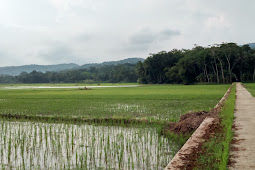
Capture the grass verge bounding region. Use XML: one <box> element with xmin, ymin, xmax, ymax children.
<box><xmin>243</xmin><ymin>83</ymin><xmax>255</xmax><ymax>96</ymax></box>
<box><xmin>195</xmin><ymin>83</ymin><xmax>236</xmax><ymax>170</ymax></box>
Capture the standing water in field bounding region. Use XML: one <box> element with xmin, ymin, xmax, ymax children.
<box><xmin>0</xmin><ymin>120</ymin><xmax>176</xmax><ymax>169</ymax></box>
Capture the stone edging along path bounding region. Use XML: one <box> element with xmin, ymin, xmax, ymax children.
<box><xmin>165</xmin><ymin>84</ymin><xmax>233</xmax><ymax>170</ymax></box>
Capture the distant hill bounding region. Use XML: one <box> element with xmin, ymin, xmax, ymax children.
<box><xmin>0</xmin><ymin>58</ymin><xmax>144</xmax><ymax>76</ymax></box>
<box><xmin>247</xmin><ymin>43</ymin><xmax>255</xmax><ymax>49</ymax></box>
<box><xmin>80</xmin><ymin>58</ymin><xmax>144</xmax><ymax>69</ymax></box>
<box><xmin>0</xmin><ymin>63</ymin><xmax>80</xmax><ymax>76</ymax></box>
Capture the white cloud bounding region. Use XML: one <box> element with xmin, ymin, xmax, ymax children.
<box><xmin>126</xmin><ymin>28</ymin><xmax>180</xmax><ymax>52</ymax></box>
<box><xmin>0</xmin><ymin>0</ymin><xmax>255</xmax><ymax>66</ymax></box>
<box><xmin>205</xmin><ymin>15</ymin><xmax>231</xmax><ymax>30</ymax></box>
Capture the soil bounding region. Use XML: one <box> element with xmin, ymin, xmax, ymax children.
<box><xmin>165</xmin><ymin>108</ymin><xmax>220</xmax><ymax>135</ymax></box>
<box><xmin>164</xmin><ymin>85</ymin><xmax>232</xmax><ymax>169</ymax></box>
<box><xmin>172</xmin><ymin>118</ymin><xmax>221</xmax><ymax>170</ymax></box>
<box><xmin>163</xmin><ymin>108</ymin><xmax>222</xmax><ymax>170</ymax></box>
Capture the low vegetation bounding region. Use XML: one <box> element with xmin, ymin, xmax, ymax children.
<box><xmin>195</xmin><ymin>84</ymin><xmax>236</xmax><ymax>169</ymax></box>
<box><xmin>0</xmin><ymin>84</ymin><xmax>229</xmax><ymax>122</ymax></box>
<box><xmin>243</xmin><ymin>83</ymin><xmax>255</xmax><ymax>96</ymax></box>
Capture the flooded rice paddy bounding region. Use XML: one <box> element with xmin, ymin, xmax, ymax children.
<box><xmin>0</xmin><ymin>120</ymin><xmax>175</xmax><ymax>169</ymax></box>
<box><xmin>1</xmin><ymin>85</ymin><xmax>141</xmax><ymax>90</ymax></box>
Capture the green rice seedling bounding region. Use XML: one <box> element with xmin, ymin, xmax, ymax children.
<box><xmin>44</xmin><ymin>126</ymin><xmax>48</xmax><ymax>148</ymax></box>
<box><xmin>0</xmin><ymin>84</ymin><xmax>229</xmax><ymax>121</ymax></box>
<box><xmin>71</xmin><ymin>126</ymin><xmax>74</xmax><ymax>152</ymax></box>
<box><xmin>7</xmin><ymin>131</ymin><xmax>11</xmax><ymax>163</ymax></box>
<box><xmin>0</xmin><ymin>108</ymin><xmax>200</xmax><ymax>169</ymax></box>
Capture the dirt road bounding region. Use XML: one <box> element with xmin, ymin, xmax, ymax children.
<box><xmin>229</xmin><ymin>83</ymin><xmax>255</xmax><ymax>169</ymax></box>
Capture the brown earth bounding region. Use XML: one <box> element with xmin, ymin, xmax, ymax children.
<box><xmin>163</xmin><ymin>108</ymin><xmax>222</xmax><ymax>170</ymax></box>
<box><xmin>167</xmin><ymin>118</ymin><xmax>221</xmax><ymax>170</ymax></box>
<box><xmin>165</xmin><ymin>108</ymin><xmax>220</xmax><ymax>135</ymax></box>
<box><xmin>164</xmin><ymin>84</ymin><xmax>232</xmax><ymax>136</ymax></box>
<box><xmin>164</xmin><ymin>85</ymin><xmax>232</xmax><ymax>169</ymax></box>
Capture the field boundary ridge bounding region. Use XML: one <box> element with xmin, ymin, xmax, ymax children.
<box><xmin>165</xmin><ymin>84</ymin><xmax>233</xmax><ymax>169</ymax></box>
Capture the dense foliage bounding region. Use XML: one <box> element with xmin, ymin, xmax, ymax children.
<box><xmin>137</xmin><ymin>43</ymin><xmax>255</xmax><ymax>84</ymax></box>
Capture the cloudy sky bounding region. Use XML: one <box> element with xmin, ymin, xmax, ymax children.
<box><xmin>0</xmin><ymin>0</ymin><xmax>254</xmax><ymax>66</ymax></box>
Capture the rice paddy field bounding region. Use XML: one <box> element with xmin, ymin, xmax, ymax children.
<box><xmin>0</xmin><ymin>120</ymin><xmax>173</xmax><ymax>169</ymax></box>
<box><xmin>0</xmin><ymin>84</ymin><xmax>229</xmax><ymax>121</ymax></box>
<box><xmin>244</xmin><ymin>83</ymin><xmax>255</xmax><ymax>96</ymax></box>
<box><xmin>0</xmin><ymin>84</ymin><xmax>230</xmax><ymax>169</ymax></box>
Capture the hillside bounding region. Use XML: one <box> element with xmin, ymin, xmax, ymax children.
<box><xmin>80</xmin><ymin>58</ymin><xmax>144</xmax><ymax>69</ymax></box>
<box><xmin>0</xmin><ymin>63</ymin><xmax>80</xmax><ymax>76</ymax></box>
<box><xmin>0</xmin><ymin>58</ymin><xmax>144</xmax><ymax>76</ymax></box>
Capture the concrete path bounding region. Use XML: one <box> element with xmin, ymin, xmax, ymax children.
<box><xmin>229</xmin><ymin>83</ymin><xmax>255</xmax><ymax>169</ymax></box>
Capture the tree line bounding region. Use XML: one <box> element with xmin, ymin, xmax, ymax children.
<box><xmin>0</xmin><ymin>63</ymin><xmax>138</xmax><ymax>84</ymax></box>
<box><xmin>137</xmin><ymin>43</ymin><xmax>255</xmax><ymax>84</ymax></box>
<box><xmin>1</xmin><ymin>42</ymin><xmax>255</xmax><ymax>84</ymax></box>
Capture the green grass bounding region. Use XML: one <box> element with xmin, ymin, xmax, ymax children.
<box><xmin>243</xmin><ymin>83</ymin><xmax>255</xmax><ymax>96</ymax></box>
<box><xmin>0</xmin><ymin>84</ymin><xmax>229</xmax><ymax>122</ymax></box>
<box><xmin>195</xmin><ymin>84</ymin><xmax>236</xmax><ymax>170</ymax></box>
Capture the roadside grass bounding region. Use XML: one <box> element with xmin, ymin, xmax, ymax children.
<box><xmin>195</xmin><ymin>84</ymin><xmax>236</xmax><ymax>170</ymax></box>
<box><xmin>243</xmin><ymin>83</ymin><xmax>255</xmax><ymax>96</ymax></box>
<box><xmin>0</xmin><ymin>84</ymin><xmax>229</xmax><ymax>122</ymax></box>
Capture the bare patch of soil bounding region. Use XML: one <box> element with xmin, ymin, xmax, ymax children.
<box><xmin>173</xmin><ymin>119</ymin><xmax>221</xmax><ymax>170</ymax></box>
<box><xmin>165</xmin><ymin>108</ymin><xmax>220</xmax><ymax>135</ymax></box>
<box><xmin>231</xmin><ymin>138</ymin><xmax>245</xmax><ymax>145</ymax></box>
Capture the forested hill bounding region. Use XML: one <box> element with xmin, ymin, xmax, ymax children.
<box><xmin>80</xmin><ymin>58</ymin><xmax>144</xmax><ymax>69</ymax></box>
<box><xmin>0</xmin><ymin>63</ymin><xmax>79</xmax><ymax>76</ymax></box>
<box><xmin>0</xmin><ymin>58</ymin><xmax>144</xmax><ymax>76</ymax></box>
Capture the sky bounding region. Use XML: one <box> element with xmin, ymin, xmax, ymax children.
<box><xmin>0</xmin><ymin>0</ymin><xmax>255</xmax><ymax>66</ymax></box>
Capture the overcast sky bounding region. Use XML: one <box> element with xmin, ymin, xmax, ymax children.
<box><xmin>0</xmin><ymin>0</ymin><xmax>254</xmax><ymax>66</ymax></box>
